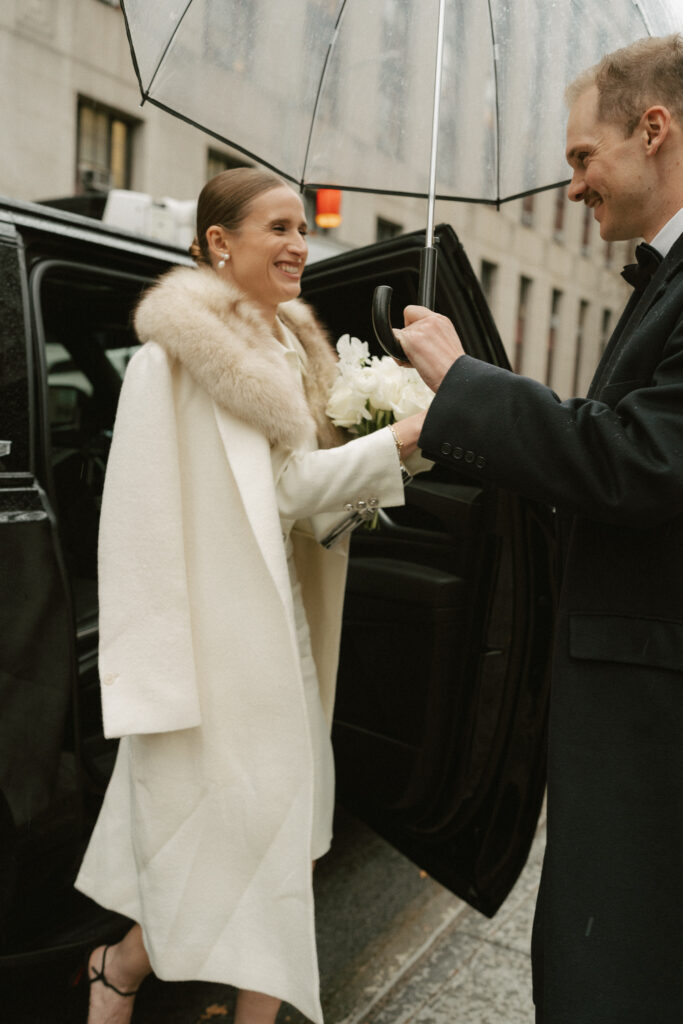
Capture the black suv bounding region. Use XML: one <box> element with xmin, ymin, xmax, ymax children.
<box><xmin>0</xmin><ymin>196</ymin><xmax>554</xmax><ymax>974</ymax></box>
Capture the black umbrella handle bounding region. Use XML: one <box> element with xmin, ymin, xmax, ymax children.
<box><xmin>372</xmin><ymin>245</ymin><xmax>439</xmax><ymax>361</ymax></box>
<box><xmin>371</xmin><ymin>285</ymin><xmax>405</xmax><ymax>361</ymax></box>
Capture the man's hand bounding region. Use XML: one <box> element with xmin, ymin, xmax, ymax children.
<box><xmin>396</xmin><ymin>306</ymin><xmax>465</xmax><ymax>391</ymax></box>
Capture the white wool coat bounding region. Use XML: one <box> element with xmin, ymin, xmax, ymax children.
<box><xmin>74</xmin><ymin>267</ymin><xmax>406</xmax><ymax>1024</ymax></box>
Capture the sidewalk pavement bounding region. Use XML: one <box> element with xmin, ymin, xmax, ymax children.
<box><xmin>306</xmin><ymin>801</ymin><xmax>547</xmax><ymax>1024</ymax></box>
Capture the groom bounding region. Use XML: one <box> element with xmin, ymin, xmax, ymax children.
<box><xmin>399</xmin><ymin>34</ymin><xmax>683</xmax><ymax>1024</ymax></box>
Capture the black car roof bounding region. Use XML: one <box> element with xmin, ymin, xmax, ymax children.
<box><xmin>0</xmin><ymin>194</ymin><xmax>193</xmax><ymax>265</ymax></box>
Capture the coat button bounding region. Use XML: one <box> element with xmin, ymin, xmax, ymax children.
<box><xmin>452</xmin><ymin>446</ymin><xmax>464</xmax><ymax>460</ymax></box>
<box><xmin>476</xmin><ymin>456</ymin><xmax>486</xmax><ymax>469</ymax></box>
<box><xmin>440</xmin><ymin>442</ymin><xmax>452</xmax><ymax>456</ymax></box>
<box><xmin>102</xmin><ymin>672</ymin><xmax>118</xmax><ymax>686</ymax></box>
<box><xmin>465</xmin><ymin>450</ymin><xmax>475</xmax><ymax>463</ymax></box>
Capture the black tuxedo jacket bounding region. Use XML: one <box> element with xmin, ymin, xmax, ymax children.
<box><xmin>419</xmin><ymin>232</ymin><xmax>683</xmax><ymax>1024</ymax></box>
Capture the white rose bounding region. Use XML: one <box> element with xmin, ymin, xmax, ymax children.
<box><xmin>368</xmin><ymin>357</ymin><xmax>405</xmax><ymax>412</ymax></box>
<box><xmin>326</xmin><ymin>378</ymin><xmax>369</xmax><ymax>428</ymax></box>
<box><xmin>336</xmin><ymin>334</ymin><xmax>370</xmax><ymax>367</ymax></box>
<box><xmin>391</xmin><ymin>370</ymin><xmax>435</xmax><ymax>419</ymax></box>
<box><xmin>343</xmin><ymin>363</ymin><xmax>380</xmax><ymax>399</ymax></box>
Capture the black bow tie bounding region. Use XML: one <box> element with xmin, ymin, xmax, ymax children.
<box><xmin>621</xmin><ymin>242</ymin><xmax>663</xmax><ymax>291</ymax></box>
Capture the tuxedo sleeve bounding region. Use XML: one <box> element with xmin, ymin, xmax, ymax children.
<box><xmin>419</xmin><ymin>337</ymin><xmax>683</xmax><ymax>528</ymax></box>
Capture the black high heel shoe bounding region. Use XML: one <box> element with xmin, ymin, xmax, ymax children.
<box><xmin>68</xmin><ymin>946</ymin><xmax>139</xmax><ymax>1022</ymax></box>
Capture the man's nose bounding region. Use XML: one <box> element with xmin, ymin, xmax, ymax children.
<box><xmin>568</xmin><ymin>171</ymin><xmax>584</xmax><ymax>203</ymax></box>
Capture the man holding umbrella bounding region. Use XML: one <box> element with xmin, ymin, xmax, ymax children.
<box><xmin>397</xmin><ymin>33</ymin><xmax>683</xmax><ymax>1024</ymax></box>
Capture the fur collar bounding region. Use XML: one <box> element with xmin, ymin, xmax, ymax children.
<box><xmin>134</xmin><ymin>265</ymin><xmax>344</xmax><ymax>450</ymax></box>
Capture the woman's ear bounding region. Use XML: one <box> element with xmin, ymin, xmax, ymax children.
<box><xmin>205</xmin><ymin>224</ymin><xmax>230</xmax><ymax>259</ymax></box>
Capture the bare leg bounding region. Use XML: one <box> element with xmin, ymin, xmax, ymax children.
<box><xmin>234</xmin><ymin>989</ymin><xmax>282</xmax><ymax>1024</ymax></box>
<box><xmin>87</xmin><ymin>924</ymin><xmax>151</xmax><ymax>1024</ymax></box>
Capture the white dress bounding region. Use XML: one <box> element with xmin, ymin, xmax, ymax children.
<box><xmin>272</xmin><ymin>318</ymin><xmax>336</xmax><ymax>859</ymax></box>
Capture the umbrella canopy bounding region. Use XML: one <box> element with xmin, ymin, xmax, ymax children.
<box><xmin>121</xmin><ymin>0</ymin><xmax>682</xmax><ymax>206</ymax></box>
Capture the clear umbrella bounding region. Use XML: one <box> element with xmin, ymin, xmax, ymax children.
<box><xmin>121</xmin><ymin>0</ymin><xmax>683</xmax><ymax>352</ymax></box>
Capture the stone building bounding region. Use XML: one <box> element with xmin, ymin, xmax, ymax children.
<box><xmin>2</xmin><ymin>0</ymin><xmax>633</xmax><ymax>397</ymax></box>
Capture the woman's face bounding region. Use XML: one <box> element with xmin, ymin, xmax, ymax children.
<box><xmin>218</xmin><ymin>186</ymin><xmax>309</xmax><ymax>319</ymax></box>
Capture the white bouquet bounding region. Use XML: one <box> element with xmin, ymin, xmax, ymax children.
<box><xmin>326</xmin><ymin>334</ymin><xmax>434</xmax><ymax>434</ymax></box>
<box><xmin>321</xmin><ymin>334</ymin><xmax>433</xmax><ymax>543</ymax></box>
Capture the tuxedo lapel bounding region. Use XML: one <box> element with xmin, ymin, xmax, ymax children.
<box><xmin>587</xmin><ymin>291</ymin><xmax>641</xmax><ymax>398</ymax></box>
<box><xmin>588</xmin><ymin>234</ymin><xmax>683</xmax><ymax>399</ymax></box>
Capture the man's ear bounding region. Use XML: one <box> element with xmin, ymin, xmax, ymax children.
<box><xmin>642</xmin><ymin>105</ymin><xmax>671</xmax><ymax>154</ymax></box>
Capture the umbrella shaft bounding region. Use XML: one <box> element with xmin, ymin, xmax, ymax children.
<box><xmin>426</xmin><ymin>0</ymin><xmax>447</xmax><ymax>246</ymax></box>
<box><xmin>418</xmin><ymin>246</ymin><xmax>438</xmax><ymax>310</ymax></box>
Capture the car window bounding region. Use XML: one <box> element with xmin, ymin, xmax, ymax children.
<box><xmin>0</xmin><ymin>239</ymin><xmax>31</xmax><ymax>474</ymax></box>
<box><xmin>33</xmin><ymin>262</ymin><xmax>154</xmax><ymax>630</ymax></box>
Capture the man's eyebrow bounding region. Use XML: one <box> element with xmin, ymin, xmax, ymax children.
<box><xmin>565</xmin><ymin>146</ymin><xmax>584</xmax><ymax>163</ymax></box>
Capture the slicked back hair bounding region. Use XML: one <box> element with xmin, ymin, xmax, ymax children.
<box><xmin>189</xmin><ymin>167</ymin><xmax>286</xmax><ymax>265</ymax></box>
<box><xmin>566</xmin><ymin>33</ymin><xmax>683</xmax><ymax>135</ymax></box>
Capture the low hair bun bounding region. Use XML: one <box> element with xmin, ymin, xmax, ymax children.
<box><xmin>188</xmin><ymin>237</ymin><xmax>204</xmax><ymax>263</ymax></box>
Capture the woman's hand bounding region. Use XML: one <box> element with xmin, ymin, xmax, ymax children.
<box><xmin>392</xmin><ymin>411</ymin><xmax>427</xmax><ymax>459</ymax></box>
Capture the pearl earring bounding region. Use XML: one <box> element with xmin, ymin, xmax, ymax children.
<box><xmin>217</xmin><ymin>252</ymin><xmax>230</xmax><ymax>269</ymax></box>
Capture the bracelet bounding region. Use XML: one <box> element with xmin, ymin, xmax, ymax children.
<box><xmin>389</xmin><ymin>423</ymin><xmax>413</xmax><ymax>485</ymax></box>
<box><xmin>388</xmin><ymin>423</ymin><xmax>404</xmax><ymax>458</ymax></box>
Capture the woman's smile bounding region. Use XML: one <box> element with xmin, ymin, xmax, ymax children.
<box><xmin>219</xmin><ymin>185</ymin><xmax>309</xmax><ymax>320</ymax></box>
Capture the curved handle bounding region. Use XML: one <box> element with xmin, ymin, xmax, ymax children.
<box><xmin>372</xmin><ymin>285</ymin><xmax>407</xmax><ymax>361</ymax></box>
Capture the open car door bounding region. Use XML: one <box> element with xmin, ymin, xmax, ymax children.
<box><xmin>0</xmin><ymin>224</ymin><xmax>82</xmax><ymax>950</ymax></box>
<box><xmin>302</xmin><ymin>225</ymin><xmax>556</xmax><ymax>916</ymax></box>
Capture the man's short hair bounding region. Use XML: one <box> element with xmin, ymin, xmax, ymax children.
<box><xmin>566</xmin><ymin>33</ymin><xmax>683</xmax><ymax>135</ymax></box>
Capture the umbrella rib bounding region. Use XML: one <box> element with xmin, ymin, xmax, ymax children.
<box><xmin>485</xmin><ymin>0</ymin><xmax>502</xmax><ymax>208</ymax></box>
<box><xmin>119</xmin><ymin>1</ymin><xmax>146</xmax><ymax>101</ymax></box>
<box><xmin>299</xmin><ymin>0</ymin><xmax>350</xmax><ymax>192</ymax></box>
<box><xmin>631</xmin><ymin>1</ymin><xmax>654</xmax><ymax>35</ymax></box>
<box><xmin>145</xmin><ymin>0</ymin><xmax>195</xmax><ymax>99</ymax></box>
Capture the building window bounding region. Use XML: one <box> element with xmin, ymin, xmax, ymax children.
<box><xmin>77</xmin><ymin>97</ymin><xmax>135</xmax><ymax>192</ymax></box>
<box><xmin>573</xmin><ymin>299</ymin><xmax>589</xmax><ymax>395</ymax></box>
<box><xmin>604</xmin><ymin>241</ymin><xmax>614</xmax><ymax>268</ymax></box>
<box><xmin>521</xmin><ymin>194</ymin><xmax>535</xmax><ymax>227</ymax></box>
<box><xmin>207</xmin><ymin>149</ymin><xmax>251</xmax><ymax>180</ymax></box>
<box><xmin>376</xmin><ymin>217</ymin><xmax>403</xmax><ymax>242</ymax></box>
<box><xmin>546</xmin><ymin>288</ymin><xmax>563</xmax><ymax>386</ymax></box>
<box><xmin>514</xmin><ymin>276</ymin><xmax>532</xmax><ymax>374</ymax></box>
<box><xmin>600</xmin><ymin>308</ymin><xmax>612</xmax><ymax>356</ymax></box>
<box><xmin>480</xmin><ymin>260</ymin><xmax>497</xmax><ymax>307</ymax></box>
<box><xmin>553</xmin><ymin>189</ymin><xmax>565</xmax><ymax>240</ymax></box>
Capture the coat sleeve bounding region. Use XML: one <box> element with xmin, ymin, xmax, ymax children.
<box><xmin>419</xmin><ymin>323</ymin><xmax>683</xmax><ymax>529</ymax></box>
<box><xmin>97</xmin><ymin>343</ymin><xmax>201</xmax><ymax>738</ymax></box>
<box><xmin>274</xmin><ymin>425</ymin><xmax>406</xmax><ymax>521</ymax></box>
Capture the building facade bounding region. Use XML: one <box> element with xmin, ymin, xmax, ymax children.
<box><xmin>2</xmin><ymin>0</ymin><xmax>633</xmax><ymax>398</ymax></box>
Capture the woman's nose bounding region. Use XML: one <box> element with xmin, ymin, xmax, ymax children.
<box><xmin>288</xmin><ymin>232</ymin><xmax>308</xmax><ymax>256</ymax></box>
